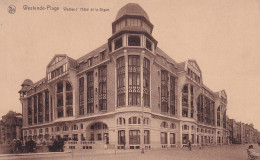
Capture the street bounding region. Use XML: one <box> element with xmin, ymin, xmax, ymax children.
<box><xmin>0</xmin><ymin>144</ymin><xmax>258</xmax><ymax>160</ymax></box>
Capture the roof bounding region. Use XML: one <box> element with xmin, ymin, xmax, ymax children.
<box><xmin>77</xmin><ymin>43</ymin><xmax>108</xmax><ymax>63</ymax></box>
<box><xmin>115</xmin><ymin>3</ymin><xmax>150</xmax><ymax>21</ymax></box>
<box><xmin>155</xmin><ymin>47</ymin><xmax>178</xmax><ymax>67</ymax></box>
<box><xmin>177</xmin><ymin>61</ymin><xmax>186</xmax><ymax>72</ymax></box>
<box><xmin>21</xmin><ymin>79</ymin><xmax>33</xmax><ymax>86</ymax></box>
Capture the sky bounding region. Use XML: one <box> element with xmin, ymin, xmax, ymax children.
<box><xmin>0</xmin><ymin>0</ymin><xmax>260</xmax><ymax>130</ymax></box>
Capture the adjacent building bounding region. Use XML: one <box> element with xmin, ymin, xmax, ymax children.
<box><xmin>19</xmin><ymin>3</ymin><xmax>229</xmax><ymax>149</ymax></box>
<box><xmin>0</xmin><ymin>111</ymin><xmax>23</xmax><ymax>144</ymax></box>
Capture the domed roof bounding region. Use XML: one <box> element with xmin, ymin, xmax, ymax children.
<box><xmin>115</xmin><ymin>3</ymin><xmax>149</xmax><ymax>21</ymax></box>
<box><xmin>22</xmin><ymin>79</ymin><xmax>33</xmax><ymax>86</ymax></box>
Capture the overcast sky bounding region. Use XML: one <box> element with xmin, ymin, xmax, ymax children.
<box><xmin>0</xmin><ymin>0</ymin><xmax>260</xmax><ymax>130</ymax></box>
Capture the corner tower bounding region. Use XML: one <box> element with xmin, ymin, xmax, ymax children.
<box><xmin>108</xmin><ymin>3</ymin><xmax>157</xmax><ymax>53</ymax></box>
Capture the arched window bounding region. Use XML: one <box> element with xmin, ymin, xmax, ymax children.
<box><xmin>129</xmin><ymin>117</ymin><xmax>141</xmax><ymax>124</ymax></box>
<box><xmin>90</xmin><ymin>122</ymin><xmax>108</xmax><ymax>130</ymax></box>
<box><xmin>161</xmin><ymin>121</ymin><xmax>168</xmax><ymax>128</ymax></box>
<box><xmin>170</xmin><ymin>123</ymin><xmax>176</xmax><ymax>129</ymax></box>
<box><xmin>182</xmin><ymin>125</ymin><xmax>189</xmax><ymax>130</ymax></box>
<box><xmin>117</xmin><ymin>117</ymin><xmax>126</xmax><ymax>125</ymax></box>
<box><xmin>143</xmin><ymin>118</ymin><xmax>150</xmax><ymax>125</ymax></box>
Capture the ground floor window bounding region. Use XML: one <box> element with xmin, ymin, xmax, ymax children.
<box><xmin>90</xmin><ymin>134</ymin><xmax>94</xmax><ymax>141</ymax></box>
<box><xmin>170</xmin><ymin>133</ymin><xmax>175</xmax><ymax>144</ymax></box>
<box><xmin>191</xmin><ymin>134</ymin><xmax>194</xmax><ymax>144</ymax></box>
<box><xmin>182</xmin><ymin>134</ymin><xmax>189</xmax><ymax>144</ymax></box>
<box><xmin>118</xmin><ymin>130</ymin><xmax>125</xmax><ymax>145</ymax></box>
<box><xmin>129</xmin><ymin>130</ymin><xmax>140</xmax><ymax>144</ymax></box>
<box><xmin>161</xmin><ymin>132</ymin><xmax>167</xmax><ymax>144</ymax></box>
<box><xmin>144</xmin><ymin>130</ymin><xmax>150</xmax><ymax>144</ymax></box>
<box><xmin>197</xmin><ymin>135</ymin><xmax>199</xmax><ymax>144</ymax></box>
<box><xmin>97</xmin><ymin>134</ymin><xmax>102</xmax><ymax>141</ymax></box>
<box><xmin>73</xmin><ymin>134</ymin><xmax>78</xmax><ymax>141</ymax></box>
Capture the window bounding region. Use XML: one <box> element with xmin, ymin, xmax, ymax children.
<box><xmin>33</xmin><ymin>96</ymin><xmax>37</xmax><ymax>124</ymax></box>
<box><xmin>99</xmin><ymin>66</ymin><xmax>107</xmax><ymax>111</ymax></box>
<box><xmin>66</xmin><ymin>106</ymin><xmax>73</xmax><ymax>117</ymax></box>
<box><xmin>127</xmin><ymin>18</ymin><xmax>141</xmax><ymax>27</ymax></box>
<box><xmin>170</xmin><ymin>76</ymin><xmax>176</xmax><ymax>115</ymax></box>
<box><xmin>143</xmin><ymin>58</ymin><xmax>150</xmax><ymax>107</ymax></box>
<box><xmin>128</xmin><ymin>56</ymin><xmax>141</xmax><ymax>106</ymax></box>
<box><xmin>27</xmin><ymin>98</ymin><xmax>32</xmax><ymax>125</ymax></box>
<box><xmin>129</xmin><ymin>117</ymin><xmax>141</xmax><ymax>124</ymax></box>
<box><xmin>45</xmin><ymin>128</ymin><xmax>49</xmax><ymax>133</ymax></box>
<box><xmin>38</xmin><ymin>93</ymin><xmax>43</xmax><ymax>123</ymax></box>
<box><xmin>63</xmin><ymin>126</ymin><xmax>68</xmax><ymax>131</ymax></box>
<box><xmin>118</xmin><ymin>130</ymin><xmax>125</xmax><ymax>145</ymax></box>
<box><xmin>79</xmin><ymin>77</ymin><xmax>84</xmax><ymax>115</ymax></box>
<box><xmin>170</xmin><ymin>123</ymin><xmax>176</xmax><ymax>129</ymax></box>
<box><xmin>87</xmin><ymin>72</ymin><xmax>94</xmax><ymax>113</ymax></box>
<box><xmin>56</xmin><ymin>127</ymin><xmax>60</xmax><ymax>132</ymax></box>
<box><xmin>146</xmin><ymin>39</ymin><xmax>152</xmax><ymax>51</ymax></box>
<box><xmin>117</xmin><ymin>57</ymin><xmax>126</xmax><ymax>107</ymax></box>
<box><xmin>128</xmin><ymin>35</ymin><xmax>141</xmax><ymax>46</ymax></box>
<box><xmin>117</xmin><ymin>117</ymin><xmax>125</xmax><ymax>125</ymax></box>
<box><xmin>45</xmin><ymin>90</ymin><xmax>49</xmax><ymax>122</ymax></box>
<box><xmin>88</xmin><ymin>57</ymin><xmax>93</xmax><ymax>67</ymax></box>
<box><xmin>144</xmin><ymin>130</ymin><xmax>150</xmax><ymax>144</ymax></box>
<box><xmin>161</xmin><ymin>122</ymin><xmax>168</xmax><ymax>128</ymax></box>
<box><xmin>197</xmin><ymin>94</ymin><xmax>203</xmax><ymax>123</ymax></box>
<box><xmin>71</xmin><ymin>125</ymin><xmax>78</xmax><ymax>130</ymax></box>
<box><xmin>161</xmin><ymin>71</ymin><xmax>168</xmax><ymax>113</ymax></box>
<box><xmin>143</xmin><ymin>118</ymin><xmax>150</xmax><ymax>125</ymax></box>
<box><xmin>129</xmin><ymin>130</ymin><xmax>140</xmax><ymax>144</ymax></box>
<box><xmin>170</xmin><ymin>133</ymin><xmax>175</xmax><ymax>144</ymax></box>
<box><xmin>182</xmin><ymin>125</ymin><xmax>189</xmax><ymax>130</ymax></box>
<box><xmin>217</xmin><ymin>106</ymin><xmax>221</xmax><ymax>127</ymax></box>
<box><xmin>97</xmin><ymin>134</ymin><xmax>102</xmax><ymax>140</ymax></box>
<box><xmin>57</xmin><ymin>82</ymin><xmax>63</xmax><ymax>93</ymax></box>
<box><xmin>100</xmin><ymin>50</ymin><xmax>105</xmax><ymax>61</ymax></box>
<box><xmin>115</xmin><ymin>37</ymin><xmax>123</xmax><ymax>50</ymax></box>
<box><xmin>161</xmin><ymin>132</ymin><xmax>167</xmax><ymax>144</ymax></box>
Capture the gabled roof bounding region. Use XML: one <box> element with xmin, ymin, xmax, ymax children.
<box><xmin>187</xmin><ymin>59</ymin><xmax>201</xmax><ymax>73</ymax></box>
<box><xmin>221</xmin><ymin>90</ymin><xmax>227</xmax><ymax>98</ymax></box>
<box><xmin>47</xmin><ymin>54</ymin><xmax>67</xmax><ymax>67</ymax></box>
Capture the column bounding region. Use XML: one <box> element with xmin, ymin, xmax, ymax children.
<box><xmin>63</xmin><ymin>81</ymin><xmax>66</xmax><ymax>117</ymax></box>
<box><xmin>140</xmin><ymin>53</ymin><xmax>144</xmax><ymax>150</ymax></box>
<box><xmin>179</xmin><ymin>121</ymin><xmax>183</xmax><ymax>147</ymax></box>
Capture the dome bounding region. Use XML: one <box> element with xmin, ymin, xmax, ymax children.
<box><xmin>115</xmin><ymin>3</ymin><xmax>149</xmax><ymax>21</ymax></box>
<box><xmin>22</xmin><ymin>79</ymin><xmax>33</xmax><ymax>86</ymax></box>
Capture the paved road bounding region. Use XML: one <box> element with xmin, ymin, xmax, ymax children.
<box><xmin>0</xmin><ymin>144</ymin><xmax>258</xmax><ymax>160</ymax></box>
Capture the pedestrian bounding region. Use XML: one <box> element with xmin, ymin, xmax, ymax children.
<box><xmin>187</xmin><ymin>140</ymin><xmax>192</xmax><ymax>151</ymax></box>
<box><xmin>247</xmin><ymin>145</ymin><xmax>260</xmax><ymax>160</ymax></box>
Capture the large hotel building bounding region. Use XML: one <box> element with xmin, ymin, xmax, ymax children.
<box><xmin>19</xmin><ymin>3</ymin><xmax>228</xmax><ymax>150</ymax></box>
